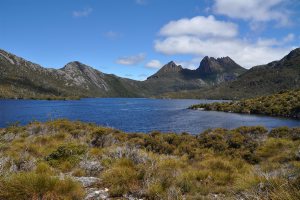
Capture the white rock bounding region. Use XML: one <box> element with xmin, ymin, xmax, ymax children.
<box><xmin>74</xmin><ymin>176</ymin><xmax>101</xmax><ymax>188</ymax></box>
<box><xmin>85</xmin><ymin>188</ymin><xmax>109</xmax><ymax>200</ymax></box>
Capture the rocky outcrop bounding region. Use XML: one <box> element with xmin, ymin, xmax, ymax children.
<box><xmin>196</xmin><ymin>56</ymin><xmax>247</xmax><ymax>83</ymax></box>
<box><xmin>147</xmin><ymin>61</ymin><xmax>183</xmax><ymax>79</ymax></box>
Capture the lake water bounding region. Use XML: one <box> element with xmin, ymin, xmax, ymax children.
<box><xmin>0</xmin><ymin>98</ymin><xmax>300</xmax><ymax>134</ymax></box>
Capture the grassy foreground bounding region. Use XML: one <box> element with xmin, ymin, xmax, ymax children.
<box><xmin>0</xmin><ymin>120</ymin><xmax>300</xmax><ymax>199</ymax></box>
<box><xmin>189</xmin><ymin>90</ymin><xmax>300</xmax><ymax>119</ymax></box>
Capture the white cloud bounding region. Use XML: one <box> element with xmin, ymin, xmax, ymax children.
<box><xmin>256</xmin><ymin>33</ymin><xmax>295</xmax><ymax>46</ymax></box>
<box><xmin>155</xmin><ymin>36</ymin><xmax>292</xmax><ymax>68</ymax></box>
<box><xmin>155</xmin><ymin>16</ymin><xmax>294</xmax><ymax>68</ymax></box>
<box><xmin>135</xmin><ymin>0</ymin><xmax>147</xmax><ymax>5</ymax></box>
<box><xmin>283</xmin><ymin>33</ymin><xmax>295</xmax><ymax>43</ymax></box>
<box><xmin>159</xmin><ymin>15</ymin><xmax>238</xmax><ymax>38</ymax></box>
<box><xmin>104</xmin><ymin>31</ymin><xmax>120</xmax><ymax>40</ymax></box>
<box><xmin>116</xmin><ymin>53</ymin><xmax>146</xmax><ymax>65</ymax></box>
<box><xmin>73</xmin><ymin>7</ymin><xmax>93</xmax><ymax>18</ymax></box>
<box><xmin>146</xmin><ymin>60</ymin><xmax>162</xmax><ymax>68</ymax></box>
<box><xmin>213</xmin><ymin>0</ymin><xmax>290</xmax><ymax>26</ymax></box>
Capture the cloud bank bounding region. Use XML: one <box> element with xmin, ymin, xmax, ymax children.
<box><xmin>213</xmin><ymin>0</ymin><xmax>290</xmax><ymax>26</ymax></box>
<box><xmin>154</xmin><ymin>15</ymin><xmax>293</xmax><ymax>68</ymax></box>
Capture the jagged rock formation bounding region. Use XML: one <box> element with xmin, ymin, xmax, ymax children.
<box><xmin>144</xmin><ymin>57</ymin><xmax>246</xmax><ymax>95</ymax></box>
<box><xmin>197</xmin><ymin>56</ymin><xmax>247</xmax><ymax>83</ymax></box>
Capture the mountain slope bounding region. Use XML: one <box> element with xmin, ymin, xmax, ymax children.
<box><xmin>0</xmin><ymin>50</ymin><xmax>142</xmax><ymax>99</ymax></box>
<box><xmin>162</xmin><ymin>48</ymin><xmax>300</xmax><ymax>100</ymax></box>
<box><xmin>0</xmin><ymin>49</ymin><xmax>247</xmax><ymax>99</ymax></box>
<box><xmin>197</xmin><ymin>56</ymin><xmax>247</xmax><ymax>84</ymax></box>
<box><xmin>144</xmin><ymin>58</ymin><xmax>246</xmax><ymax>95</ymax></box>
<box><xmin>207</xmin><ymin>48</ymin><xmax>300</xmax><ymax>99</ymax></box>
<box><xmin>144</xmin><ymin>61</ymin><xmax>207</xmax><ymax>95</ymax></box>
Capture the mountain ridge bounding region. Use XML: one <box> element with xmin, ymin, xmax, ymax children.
<box><xmin>162</xmin><ymin>47</ymin><xmax>300</xmax><ymax>99</ymax></box>
<box><xmin>0</xmin><ymin>48</ymin><xmax>248</xmax><ymax>99</ymax></box>
<box><xmin>7</xmin><ymin>47</ymin><xmax>300</xmax><ymax>100</ymax></box>
<box><xmin>0</xmin><ymin>49</ymin><xmax>143</xmax><ymax>99</ymax></box>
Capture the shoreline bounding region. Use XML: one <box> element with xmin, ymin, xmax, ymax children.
<box><xmin>189</xmin><ymin>105</ymin><xmax>300</xmax><ymax>120</ymax></box>
<box><xmin>189</xmin><ymin>90</ymin><xmax>300</xmax><ymax>120</ymax></box>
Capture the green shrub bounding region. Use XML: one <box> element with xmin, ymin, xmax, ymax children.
<box><xmin>45</xmin><ymin>144</ymin><xmax>87</xmax><ymax>170</ymax></box>
<box><xmin>1</xmin><ymin>119</ymin><xmax>300</xmax><ymax>199</ymax></box>
<box><xmin>102</xmin><ymin>159</ymin><xmax>140</xmax><ymax>197</ymax></box>
<box><xmin>0</xmin><ymin>172</ymin><xmax>84</xmax><ymax>200</ymax></box>
<box><xmin>190</xmin><ymin>90</ymin><xmax>300</xmax><ymax>119</ymax></box>
<box><xmin>146</xmin><ymin>182</ymin><xmax>165</xmax><ymax>200</ymax></box>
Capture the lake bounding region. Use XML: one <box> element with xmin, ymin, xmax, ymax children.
<box><xmin>0</xmin><ymin>98</ymin><xmax>300</xmax><ymax>134</ymax></box>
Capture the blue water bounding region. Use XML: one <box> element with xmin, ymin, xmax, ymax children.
<box><xmin>0</xmin><ymin>98</ymin><xmax>300</xmax><ymax>134</ymax></box>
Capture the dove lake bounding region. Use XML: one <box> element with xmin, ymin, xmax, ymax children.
<box><xmin>1</xmin><ymin>98</ymin><xmax>300</xmax><ymax>134</ymax></box>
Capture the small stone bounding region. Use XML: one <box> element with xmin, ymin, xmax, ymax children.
<box><xmin>79</xmin><ymin>160</ymin><xmax>103</xmax><ymax>176</ymax></box>
<box><xmin>74</xmin><ymin>176</ymin><xmax>101</xmax><ymax>188</ymax></box>
<box><xmin>85</xmin><ymin>188</ymin><xmax>109</xmax><ymax>200</ymax></box>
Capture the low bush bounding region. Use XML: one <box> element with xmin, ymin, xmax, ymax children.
<box><xmin>0</xmin><ymin>172</ymin><xmax>84</xmax><ymax>200</ymax></box>
<box><xmin>0</xmin><ymin>119</ymin><xmax>299</xmax><ymax>199</ymax></box>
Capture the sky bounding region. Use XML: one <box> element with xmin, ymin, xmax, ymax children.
<box><xmin>1</xmin><ymin>0</ymin><xmax>300</xmax><ymax>80</ymax></box>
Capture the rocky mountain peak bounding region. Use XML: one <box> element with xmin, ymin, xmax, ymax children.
<box><xmin>0</xmin><ymin>49</ymin><xmax>42</xmax><ymax>70</ymax></box>
<box><xmin>272</xmin><ymin>47</ymin><xmax>300</xmax><ymax>69</ymax></box>
<box><xmin>217</xmin><ymin>56</ymin><xmax>235</xmax><ymax>65</ymax></box>
<box><xmin>285</xmin><ymin>48</ymin><xmax>300</xmax><ymax>60</ymax></box>
<box><xmin>197</xmin><ymin>56</ymin><xmax>245</xmax><ymax>75</ymax></box>
<box><xmin>64</xmin><ymin>61</ymin><xmax>85</xmax><ymax>69</ymax></box>
<box><xmin>62</xmin><ymin>61</ymin><xmax>95</xmax><ymax>74</ymax></box>
<box><xmin>147</xmin><ymin>61</ymin><xmax>183</xmax><ymax>79</ymax></box>
<box><xmin>160</xmin><ymin>61</ymin><xmax>183</xmax><ymax>72</ymax></box>
<box><xmin>198</xmin><ymin>56</ymin><xmax>222</xmax><ymax>74</ymax></box>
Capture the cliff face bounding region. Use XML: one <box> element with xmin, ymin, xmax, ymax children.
<box><xmin>196</xmin><ymin>56</ymin><xmax>247</xmax><ymax>83</ymax></box>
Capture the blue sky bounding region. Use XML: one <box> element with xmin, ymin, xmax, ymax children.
<box><xmin>1</xmin><ymin>0</ymin><xmax>300</xmax><ymax>80</ymax></box>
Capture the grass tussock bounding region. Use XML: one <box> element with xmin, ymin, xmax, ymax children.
<box><xmin>0</xmin><ymin>172</ymin><xmax>84</xmax><ymax>200</ymax></box>
<box><xmin>0</xmin><ymin>119</ymin><xmax>299</xmax><ymax>199</ymax></box>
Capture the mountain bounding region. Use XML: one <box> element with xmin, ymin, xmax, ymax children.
<box><xmin>207</xmin><ymin>48</ymin><xmax>300</xmax><ymax>99</ymax></box>
<box><xmin>197</xmin><ymin>56</ymin><xmax>247</xmax><ymax>83</ymax></box>
<box><xmin>143</xmin><ymin>61</ymin><xmax>207</xmax><ymax>95</ymax></box>
<box><xmin>0</xmin><ymin>49</ymin><xmax>247</xmax><ymax>99</ymax></box>
<box><xmin>162</xmin><ymin>48</ymin><xmax>300</xmax><ymax>99</ymax></box>
<box><xmin>144</xmin><ymin>58</ymin><xmax>246</xmax><ymax>95</ymax></box>
<box><xmin>0</xmin><ymin>49</ymin><xmax>142</xmax><ymax>99</ymax></box>
<box><xmin>147</xmin><ymin>61</ymin><xmax>183</xmax><ymax>79</ymax></box>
